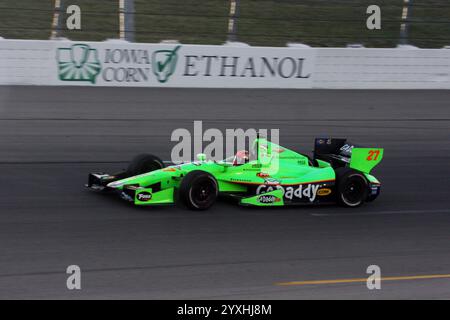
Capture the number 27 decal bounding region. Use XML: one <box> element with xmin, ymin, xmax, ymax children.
<box><xmin>367</xmin><ymin>149</ymin><xmax>380</xmax><ymax>161</ymax></box>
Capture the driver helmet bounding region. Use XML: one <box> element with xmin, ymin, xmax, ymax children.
<box><xmin>233</xmin><ymin>150</ymin><xmax>249</xmax><ymax>166</ymax></box>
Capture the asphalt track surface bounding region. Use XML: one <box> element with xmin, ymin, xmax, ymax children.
<box><xmin>0</xmin><ymin>86</ymin><xmax>449</xmax><ymax>299</ymax></box>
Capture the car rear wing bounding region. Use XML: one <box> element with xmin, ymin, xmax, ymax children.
<box><xmin>313</xmin><ymin>138</ymin><xmax>383</xmax><ymax>173</ymax></box>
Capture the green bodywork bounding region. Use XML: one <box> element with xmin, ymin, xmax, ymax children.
<box><xmin>106</xmin><ymin>139</ymin><xmax>383</xmax><ymax>206</ymax></box>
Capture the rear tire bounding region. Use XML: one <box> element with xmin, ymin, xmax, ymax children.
<box><xmin>127</xmin><ymin>154</ymin><xmax>164</xmax><ymax>176</ymax></box>
<box><xmin>335</xmin><ymin>168</ymin><xmax>368</xmax><ymax>207</ymax></box>
<box><xmin>178</xmin><ymin>171</ymin><xmax>218</xmax><ymax>210</ymax></box>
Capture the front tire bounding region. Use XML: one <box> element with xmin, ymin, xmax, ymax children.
<box><xmin>335</xmin><ymin>168</ymin><xmax>369</xmax><ymax>207</ymax></box>
<box><xmin>178</xmin><ymin>171</ymin><xmax>218</xmax><ymax>210</ymax></box>
<box><xmin>127</xmin><ymin>154</ymin><xmax>164</xmax><ymax>176</ymax></box>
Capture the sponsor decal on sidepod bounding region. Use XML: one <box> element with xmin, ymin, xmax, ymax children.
<box><xmin>256</xmin><ymin>184</ymin><xmax>320</xmax><ymax>202</ymax></box>
<box><xmin>317</xmin><ymin>188</ymin><xmax>332</xmax><ymax>196</ymax></box>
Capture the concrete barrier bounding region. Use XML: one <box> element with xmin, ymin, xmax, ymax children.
<box><xmin>314</xmin><ymin>47</ymin><xmax>450</xmax><ymax>89</ymax></box>
<box><xmin>0</xmin><ymin>39</ymin><xmax>449</xmax><ymax>89</ymax></box>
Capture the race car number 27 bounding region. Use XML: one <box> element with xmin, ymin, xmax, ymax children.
<box><xmin>367</xmin><ymin>149</ymin><xmax>380</xmax><ymax>161</ymax></box>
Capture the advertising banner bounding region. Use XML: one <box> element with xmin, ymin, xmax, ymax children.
<box><xmin>52</xmin><ymin>41</ymin><xmax>315</xmax><ymax>88</ymax></box>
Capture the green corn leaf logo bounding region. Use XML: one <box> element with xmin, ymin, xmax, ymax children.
<box><xmin>152</xmin><ymin>45</ymin><xmax>181</xmax><ymax>83</ymax></box>
<box><xmin>57</xmin><ymin>44</ymin><xmax>101</xmax><ymax>84</ymax></box>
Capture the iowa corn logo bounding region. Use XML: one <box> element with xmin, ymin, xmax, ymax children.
<box><xmin>152</xmin><ymin>45</ymin><xmax>181</xmax><ymax>83</ymax></box>
<box><xmin>57</xmin><ymin>44</ymin><xmax>101</xmax><ymax>84</ymax></box>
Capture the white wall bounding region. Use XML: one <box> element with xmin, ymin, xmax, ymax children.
<box><xmin>314</xmin><ymin>48</ymin><xmax>450</xmax><ymax>89</ymax></box>
<box><xmin>1</xmin><ymin>39</ymin><xmax>449</xmax><ymax>89</ymax></box>
<box><xmin>0</xmin><ymin>40</ymin><xmax>55</xmax><ymax>86</ymax></box>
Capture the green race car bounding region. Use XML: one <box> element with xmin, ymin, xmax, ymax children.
<box><xmin>86</xmin><ymin>138</ymin><xmax>383</xmax><ymax>210</ymax></box>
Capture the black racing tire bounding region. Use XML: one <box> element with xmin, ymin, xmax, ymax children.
<box><xmin>178</xmin><ymin>171</ymin><xmax>218</xmax><ymax>210</ymax></box>
<box><xmin>335</xmin><ymin>167</ymin><xmax>369</xmax><ymax>207</ymax></box>
<box><xmin>127</xmin><ymin>154</ymin><xmax>165</xmax><ymax>176</ymax></box>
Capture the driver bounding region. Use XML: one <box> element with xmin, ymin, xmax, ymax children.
<box><xmin>232</xmin><ymin>150</ymin><xmax>250</xmax><ymax>166</ymax></box>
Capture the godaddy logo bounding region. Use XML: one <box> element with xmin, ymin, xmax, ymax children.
<box><xmin>152</xmin><ymin>45</ymin><xmax>181</xmax><ymax>83</ymax></box>
<box><xmin>57</xmin><ymin>44</ymin><xmax>101</xmax><ymax>84</ymax></box>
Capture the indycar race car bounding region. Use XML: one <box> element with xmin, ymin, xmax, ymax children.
<box><xmin>86</xmin><ymin>138</ymin><xmax>383</xmax><ymax>210</ymax></box>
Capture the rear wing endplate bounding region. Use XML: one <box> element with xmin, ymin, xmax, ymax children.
<box><xmin>349</xmin><ymin>148</ymin><xmax>384</xmax><ymax>174</ymax></box>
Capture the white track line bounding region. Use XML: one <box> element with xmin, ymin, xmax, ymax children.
<box><xmin>311</xmin><ymin>209</ymin><xmax>450</xmax><ymax>217</ymax></box>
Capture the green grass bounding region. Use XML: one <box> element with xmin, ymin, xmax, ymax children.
<box><xmin>1</xmin><ymin>0</ymin><xmax>450</xmax><ymax>48</ymax></box>
<box><xmin>0</xmin><ymin>0</ymin><xmax>53</xmax><ymax>40</ymax></box>
<box><xmin>134</xmin><ymin>0</ymin><xmax>229</xmax><ymax>44</ymax></box>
